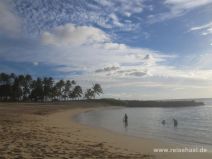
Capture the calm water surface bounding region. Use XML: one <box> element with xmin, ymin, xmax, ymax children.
<box><xmin>75</xmin><ymin>99</ymin><xmax>212</xmax><ymax>149</ymax></box>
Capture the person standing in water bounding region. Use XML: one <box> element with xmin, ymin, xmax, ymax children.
<box><xmin>123</xmin><ymin>113</ymin><xmax>128</xmax><ymax>122</ymax></box>
<box><xmin>123</xmin><ymin>113</ymin><xmax>128</xmax><ymax>129</ymax></box>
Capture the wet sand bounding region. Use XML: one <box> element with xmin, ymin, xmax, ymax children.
<box><xmin>0</xmin><ymin>102</ymin><xmax>211</xmax><ymax>159</ymax></box>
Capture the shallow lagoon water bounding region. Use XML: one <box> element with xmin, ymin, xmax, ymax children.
<box><xmin>75</xmin><ymin>99</ymin><xmax>212</xmax><ymax>149</ymax></box>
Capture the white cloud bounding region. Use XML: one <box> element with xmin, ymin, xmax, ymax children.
<box><xmin>97</xmin><ymin>42</ymin><xmax>127</xmax><ymax>50</ymax></box>
<box><xmin>13</xmin><ymin>0</ymin><xmax>144</xmax><ymax>35</ymax></box>
<box><xmin>149</xmin><ymin>0</ymin><xmax>212</xmax><ymax>23</ymax></box>
<box><xmin>149</xmin><ymin>65</ymin><xmax>212</xmax><ymax>80</ymax></box>
<box><xmin>165</xmin><ymin>0</ymin><xmax>212</xmax><ymax>10</ymax></box>
<box><xmin>86</xmin><ymin>0</ymin><xmax>144</xmax><ymax>31</ymax></box>
<box><xmin>33</xmin><ymin>62</ymin><xmax>39</xmax><ymax>66</ymax></box>
<box><xmin>6</xmin><ymin>24</ymin><xmax>212</xmax><ymax>83</ymax></box>
<box><xmin>94</xmin><ymin>0</ymin><xmax>144</xmax><ymax>17</ymax></box>
<box><xmin>41</xmin><ymin>24</ymin><xmax>110</xmax><ymax>46</ymax></box>
<box><xmin>190</xmin><ymin>22</ymin><xmax>212</xmax><ymax>31</ymax></box>
<box><xmin>190</xmin><ymin>22</ymin><xmax>212</xmax><ymax>36</ymax></box>
<box><xmin>3</xmin><ymin>23</ymin><xmax>212</xmax><ymax>99</ymax></box>
<box><xmin>128</xmin><ymin>70</ymin><xmax>147</xmax><ymax>77</ymax></box>
<box><xmin>109</xmin><ymin>13</ymin><xmax>124</xmax><ymax>27</ymax></box>
<box><xmin>95</xmin><ymin>65</ymin><xmax>120</xmax><ymax>73</ymax></box>
<box><xmin>0</xmin><ymin>0</ymin><xmax>21</xmax><ymax>35</ymax></box>
<box><xmin>143</xmin><ymin>54</ymin><xmax>157</xmax><ymax>66</ymax></box>
<box><xmin>148</xmin><ymin>9</ymin><xmax>183</xmax><ymax>23</ymax></box>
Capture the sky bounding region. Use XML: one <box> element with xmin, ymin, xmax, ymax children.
<box><xmin>0</xmin><ymin>0</ymin><xmax>212</xmax><ymax>100</ymax></box>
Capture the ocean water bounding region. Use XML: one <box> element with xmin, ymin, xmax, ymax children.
<box><xmin>75</xmin><ymin>99</ymin><xmax>212</xmax><ymax>149</ymax></box>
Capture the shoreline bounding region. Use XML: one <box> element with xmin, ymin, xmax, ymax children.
<box><xmin>74</xmin><ymin>106</ymin><xmax>212</xmax><ymax>150</ymax></box>
<box><xmin>46</xmin><ymin>107</ymin><xmax>163</xmax><ymax>155</ymax></box>
<box><xmin>0</xmin><ymin>103</ymin><xmax>211</xmax><ymax>158</ymax></box>
<box><xmin>48</xmin><ymin>105</ymin><xmax>211</xmax><ymax>159</ymax></box>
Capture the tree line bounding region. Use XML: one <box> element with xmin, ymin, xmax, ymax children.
<box><xmin>0</xmin><ymin>72</ymin><xmax>103</xmax><ymax>102</ymax></box>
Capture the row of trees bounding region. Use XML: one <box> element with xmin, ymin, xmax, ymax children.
<box><xmin>0</xmin><ymin>73</ymin><xmax>103</xmax><ymax>102</ymax></box>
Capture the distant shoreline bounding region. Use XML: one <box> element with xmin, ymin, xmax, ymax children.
<box><xmin>83</xmin><ymin>98</ymin><xmax>205</xmax><ymax>107</ymax></box>
<box><xmin>0</xmin><ymin>98</ymin><xmax>204</xmax><ymax>108</ymax></box>
<box><xmin>124</xmin><ymin>100</ymin><xmax>204</xmax><ymax>107</ymax></box>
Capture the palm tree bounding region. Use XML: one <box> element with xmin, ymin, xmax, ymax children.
<box><xmin>72</xmin><ymin>85</ymin><xmax>83</xmax><ymax>100</ymax></box>
<box><xmin>64</xmin><ymin>80</ymin><xmax>72</xmax><ymax>101</ymax></box>
<box><xmin>71</xmin><ymin>80</ymin><xmax>76</xmax><ymax>85</ymax></box>
<box><xmin>0</xmin><ymin>73</ymin><xmax>10</xmax><ymax>85</ymax></box>
<box><xmin>55</xmin><ymin>80</ymin><xmax>65</xmax><ymax>101</ymax></box>
<box><xmin>0</xmin><ymin>72</ymin><xmax>103</xmax><ymax>102</ymax></box>
<box><xmin>22</xmin><ymin>74</ymin><xmax>32</xmax><ymax>101</ymax></box>
<box><xmin>43</xmin><ymin>77</ymin><xmax>54</xmax><ymax>101</ymax></box>
<box><xmin>12</xmin><ymin>75</ymin><xmax>25</xmax><ymax>101</ymax></box>
<box><xmin>84</xmin><ymin>88</ymin><xmax>95</xmax><ymax>99</ymax></box>
<box><xmin>93</xmin><ymin>83</ymin><xmax>103</xmax><ymax>98</ymax></box>
<box><xmin>0</xmin><ymin>73</ymin><xmax>12</xmax><ymax>101</ymax></box>
<box><xmin>30</xmin><ymin>78</ymin><xmax>44</xmax><ymax>101</ymax></box>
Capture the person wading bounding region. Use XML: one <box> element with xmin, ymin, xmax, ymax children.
<box><xmin>123</xmin><ymin>113</ymin><xmax>128</xmax><ymax>123</ymax></box>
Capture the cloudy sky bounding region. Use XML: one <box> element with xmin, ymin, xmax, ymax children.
<box><xmin>1</xmin><ymin>0</ymin><xmax>212</xmax><ymax>100</ymax></box>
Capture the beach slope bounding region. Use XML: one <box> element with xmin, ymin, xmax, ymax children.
<box><xmin>0</xmin><ymin>102</ymin><xmax>211</xmax><ymax>159</ymax></box>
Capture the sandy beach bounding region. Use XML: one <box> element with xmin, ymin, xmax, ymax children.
<box><xmin>0</xmin><ymin>102</ymin><xmax>211</xmax><ymax>159</ymax></box>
